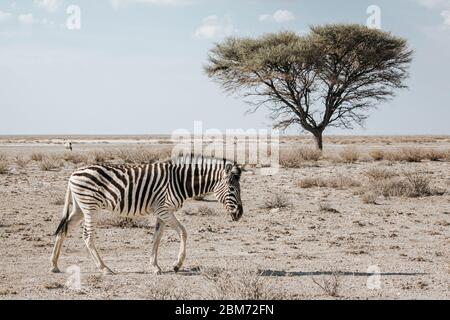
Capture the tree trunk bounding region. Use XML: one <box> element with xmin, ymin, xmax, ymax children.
<box><xmin>313</xmin><ymin>131</ymin><xmax>323</xmax><ymax>150</ymax></box>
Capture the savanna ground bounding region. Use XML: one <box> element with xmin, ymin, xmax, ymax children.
<box><xmin>0</xmin><ymin>135</ymin><xmax>449</xmax><ymax>300</ymax></box>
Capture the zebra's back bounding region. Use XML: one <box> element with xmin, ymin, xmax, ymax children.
<box><xmin>69</xmin><ymin>163</ymin><xmax>170</xmax><ymax>216</ymax></box>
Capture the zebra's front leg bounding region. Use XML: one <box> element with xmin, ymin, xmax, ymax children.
<box><xmin>158</xmin><ymin>210</ymin><xmax>187</xmax><ymax>273</ymax></box>
<box><xmin>150</xmin><ymin>218</ymin><xmax>166</xmax><ymax>275</ymax></box>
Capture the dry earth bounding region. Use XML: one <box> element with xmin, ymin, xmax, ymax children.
<box><xmin>0</xmin><ymin>135</ymin><xmax>449</xmax><ymax>300</ymax></box>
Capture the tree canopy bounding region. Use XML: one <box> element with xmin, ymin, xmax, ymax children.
<box><xmin>205</xmin><ymin>24</ymin><xmax>413</xmax><ymax>149</ymax></box>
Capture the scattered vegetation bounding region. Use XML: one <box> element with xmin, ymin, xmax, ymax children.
<box><xmin>30</xmin><ymin>152</ymin><xmax>44</xmax><ymax>161</ymax></box>
<box><xmin>116</xmin><ymin>147</ymin><xmax>171</xmax><ymax>164</ymax></box>
<box><xmin>201</xmin><ymin>267</ymin><xmax>284</xmax><ymax>300</ymax></box>
<box><xmin>0</xmin><ymin>160</ymin><xmax>8</xmax><ymax>174</ymax></box>
<box><xmin>296</xmin><ymin>175</ymin><xmax>361</xmax><ymax>190</ymax></box>
<box><xmin>319</xmin><ymin>202</ymin><xmax>340</xmax><ymax>213</ymax></box>
<box><xmin>338</xmin><ymin>147</ymin><xmax>360</xmax><ymax>163</ymax></box>
<box><xmin>39</xmin><ymin>156</ymin><xmax>63</xmax><ymax>171</ymax></box>
<box><xmin>368</xmin><ymin>148</ymin><xmax>449</xmax><ymax>162</ymax></box>
<box><xmin>49</xmin><ymin>191</ymin><xmax>65</xmax><ymax>206</ymax></box>
<box><xmin>280</xmin><ymin>148</ymin><xmax>322</xmax><ymax>168</ymax></box>
<box><xmin>14</xmin><ymin>155</ymin><xmax>30</xmax><ymax>169</ymax></box>
<box><xmin>196</xmin><ymin>206</ymin><xmax>216</xmax><ymax>216</ymax></box>
<box><xmin>311</xmin><ymin>272</ymin><xmax>341</xmax><ymax>297</ymax></box>
<box><xmin>262</xmin><ymin>194</ymin><xmax>292</xmax><ymax>210</ymax></box>
<box><xmin>62</xmin><ymin>152</ymin><xmax>88</xmax><ymax>164</ymax></box>
<box><xmin>362</xmin><ymin>170</ymin><xmax>443</xmax><ymax>199</ymax></box>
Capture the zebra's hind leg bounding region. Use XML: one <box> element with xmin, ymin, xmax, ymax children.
<box><xmin>50</xmin><ymin>207</ymin><xmax>83</xmax><ymax>273</ymax></box>
<box><xmin>82</xmin><ymin>211</ymin><xmax>114</xmax><ymax>275</ymax></box>
<box><xmin>150</xmin><ymin>218</ymin><xmax>166</xmax><ymax>275</ymax></box>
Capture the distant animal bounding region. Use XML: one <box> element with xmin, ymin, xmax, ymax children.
<box><xmin>65</xmin><ymin>141</ymin><xmax>73</xmax><ymax>151</ymax></box>
<box><xmin>50</xmin><ymin>155</ymin><xmax>243</xmax><ymax>275</ymax></box>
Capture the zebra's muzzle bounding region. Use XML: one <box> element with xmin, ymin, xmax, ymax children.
<box><xmin>231</xmin><ymin>204</ymin><xmax>243</xmax><ymax>222</ymax></box>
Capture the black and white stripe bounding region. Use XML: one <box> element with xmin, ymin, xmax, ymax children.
<box><xmin>50</xmin><ymin>155</ymin><xmax>243</xmax><ymax>275</ymax></box>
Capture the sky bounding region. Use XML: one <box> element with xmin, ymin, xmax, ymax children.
<box><xmin>0</xmin><ymin>0</ymin><xmax>449</xmax><ymax>135</ymax></box>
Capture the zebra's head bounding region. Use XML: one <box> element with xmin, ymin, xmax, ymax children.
<box><xmin>215</xmin><ymin>163</ymin><xmax>243</xmax><ymax>222</ymax></box>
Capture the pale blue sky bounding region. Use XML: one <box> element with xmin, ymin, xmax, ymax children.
<box><xmin>0</xmin><ymin>0</ymin><xmax>449</xmax><ymax>135</ymax></box>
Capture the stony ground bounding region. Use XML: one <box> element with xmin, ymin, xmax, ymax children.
<box><xmin>0</xmin><ymin>136</ymin><xmax>449</xmax><ymax>300</ymax></box>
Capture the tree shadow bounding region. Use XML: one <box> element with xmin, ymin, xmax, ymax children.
<box><xmin>175</xmin><ymin>267</ymin><xmax>426</xmax><ymax>277</ymax></box>
<box><xmin>258</xmin><ymin>269</ymin><xmax>426</xmax><ymax>277</ymax></box>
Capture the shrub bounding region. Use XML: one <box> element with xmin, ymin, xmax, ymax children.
<box><xmin>280</xmin><ymin>148</ymin><xmax>322</xmax><ymax>168</ymax></box>
<box><xmin>296</xmin><ymin>175</ymin><xmax>360</xmax><ymax>190</ymax></box>
<box><xmin>338</xmin><ymin>147</ymin><xmax>360</xmax><ymax>163</ymax></box>
<box><xmin>201</xmin><ymin>268</ymin><xmax>284</xmax><ymax>300</ymax></box>
<box><xmin>39</xmin><ymin>157</ymin><xmax>63</xmax><ymax>171</ymax></box>
<box><xmin>0</xmin><ymin>161</ymin><xmax>8</xmax><ymax>174</ymax></box>
<box><xmin>63</xmin><ymin>152</ymin><xmax>87</xmax><ymax>164</ymax></box>
<box><xmin>369</xmin><ymin>149</ymin><xmax>385</xmax><ymax>161</ymax></box>
<box><xmin>364</xmin><ymin>167</ymin><xmax>396</xmax><ymax>180</ymax></box>
<box><xmin>30</xmin><ymin>152</ymin><xmax>44</xmax><ymax>161</ymax></box>
<box><xmin>364</xmin><ymin>171</ymin><xmax>442</xmax><ymax>198</ymax></box>
<box><xmin>262</xmin><ymin>194</ymin><xmax>291</xmax><ymax>210</ymax></box>
<box><xmin>14</xmin><ymin>155</ymin><xmax>30</xmax><ymax>169</ymax></box>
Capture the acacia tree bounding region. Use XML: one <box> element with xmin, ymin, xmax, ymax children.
<box><xmin>205</xmin><ymin>24</ymin><xmax>413</xmax><ymax>150</ymax></box>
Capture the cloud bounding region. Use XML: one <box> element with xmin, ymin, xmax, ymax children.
<box><xmin>0</xmin><ymin>10</ymin><xmax>13</xmax><ymax>22</ymax></box>
<box><xmin>441</xmin><ymin>10</ymin><xmax>450</xmax><ymax>25</ymax></box>
<box><xmin>34</xmin><ymin>0</ymin><xmax>63</xmax><ymax>12</ymax></box>
<box><xmin>416</xmin><ymin>0</ymin><xmax>450</xmax><ymax>8</ymax></box>
<box><xmin>111</xmin><ymin>0</ymin><xmax>192</xmax><ymax>9</ymax></box>
<box><xmin>194</xmin><ymin>15</ymin><xmax>236</xmax><ymax>39</ymax></box>
<box><xmin>415</xmin><ymin>0</ymin><xmax>450</xmax><ymax>27</ymax></box>
<box><xmin>18</xmin><ymin>13</ymin><xmax>35</xmax><ymax>25</ymax></box>
<box><xmin>259</xmin><ymin>9</ymin><xmax>295</xmax><ymax>23</ymax></box>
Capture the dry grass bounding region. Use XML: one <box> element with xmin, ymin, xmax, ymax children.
<box><xmin>62</xmin><ymin>152</ymin><xmax>88</xmax><ymax>164</ymax></box>
<box><xmin>338</xmin><ymin>147</ymin><xmax>360</xmax><ymax>163</ymax></box>
<box><xmin>361</xmin><ymin>192</ymin><xmax>379</xmax><ymax>204</ymax></box>
<box><xmin>14</xmin><ymin>155</ymin><xmax>30</xmax><ymax>169</ymax></box>
<box><xmin>196</xmin><ymin>206</ymin><xmax>216</xmax><ymax>216</ymax></box>
<box><xmin>369</xmin><ymin>148</ymin><xmax>448</xmax><ymax>163</ymax></box>
<box><xmin>280</xmin><ymin>147</ymin><xmax>322</xmax><ymax>168</ymax></box>
<box><xmin>201</xmin><ymin>268</ymin><xmax>285</xmax><ymax>300</ymax></box>
<box><xmin>364</xmin><ymin>167</ymin><xmax>397</xmax><ymax>180</ymax></box>
<box><xmin>115</xmin><ymin>147</ymin><xmax>171</xmax><ymax>164</ymax></box>
<box><xmin>262</xmin><ymin>194</ymin><xmax>292</xmax><ymax>210</ymax></box>
<box><xmin>0</xmin><ymin>160</ymin><xmax>9</xmax><ymax>174</ymax></box>
<box><xmin>145</xmin><ymin>279</ymin><xmax>187</xmax><ymax>300</ymax></box>
<box><xmin>39</xmin><ymin>156</ymin><xmax>63</xmax><ymax>171</ymax></box>
<box><xmin>369</xmin><ymin>150</ymin><xmax>385</xmax><ymax>161</ymax></box>
<box><xmin>48</xmin><ymin>191</ymin><xmax>65</xmax><ymax>206</ymax></box>
<box><xmin>88</xmin><ymin>150</ymin><xmax>111</xmax><ymax>164</ymax></box>
<box><xmin>30</xmin><ymin>152</ymin><xmax>44</xmax><ymax>161</ymax></box>
<box><xmin>311</xmin><ymin>272</ymin><xmax>341</xmax><ymax>297</ymax></box>
<box><xmin>363</xmin><ymin>171</ymin><xmax>443</xmax><ymax>198</ymax></box>
<box><xmin>297</xmin><ymin>175</ymin><xmax>361</xmax><ymax>190</ymax></box>
<box><xmin>319</xmin><ymin>202</ymin><xmax>340</xmax><ymax>213</ymax></box>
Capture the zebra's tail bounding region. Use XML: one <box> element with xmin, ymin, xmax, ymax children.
<box><xmin>54</xmin><ymin>184</ymin><xmax>72</xmax><ymax>236</ymax></box>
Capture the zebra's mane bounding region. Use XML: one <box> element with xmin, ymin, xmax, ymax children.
<box><xmin>167</xmin><ymin>154</ymin><xmax>236</xmax><ymax>167</ymax></box>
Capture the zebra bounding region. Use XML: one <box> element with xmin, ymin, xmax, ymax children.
<box><xmin>64</xmin><ymin>141</ymin><xmax>72</xmax><ymax>151</ymax></box>
<box><xmin>50</xmin><ymin>155</ymin><xmax>243</xmax><ymax>275</ymax></box>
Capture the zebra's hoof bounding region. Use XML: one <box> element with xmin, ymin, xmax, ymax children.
<box><xmin>153</xmin><ymin>268</ymin><xmax>162</xmax><ymax>275</ymax></box>
<box><xmin>173</xmin><ymin>265</ymin><xmax>180</xmax><ymax>273</ymax></box>
<box><xmin>50</xmin><ymin>267</ymin><xmax>61</xmax><ymax>273</ymax></box>
<box><xmin>102</xmin><ymin>268</ymin><xmax>115</xmax><ymax>275</ymax></box>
